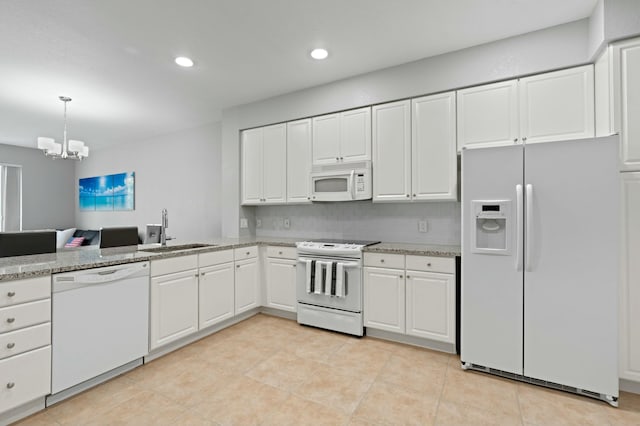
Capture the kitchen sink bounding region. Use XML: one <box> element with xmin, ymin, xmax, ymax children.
<box><xmin>139</xmin><ymin>243</ymin><xmax>215</xmax><ymax>253</ymax></box>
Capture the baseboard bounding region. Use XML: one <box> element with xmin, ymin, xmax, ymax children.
<box><xmin>620</xmin><ymin>378</ymin><xmax>640</xmax><ymax>395</ymax></box>
<box><xmin>259</xmin><ymin>307</ymin><xmax>297</xmax><ymax>321</ymax></box>
<box><xmin>365</xmin><ymin>327</ymin><xmax>456</xmax><ymax>354</ymax></box>
<box><xmin>0</xmin><ymin>397</ymin><xmax>45</xmax><ymax>426</ymax></box>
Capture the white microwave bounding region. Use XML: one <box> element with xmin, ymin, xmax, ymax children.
<box><xmin>310</xmin><ymin>161</ymin><xmax>372</xmax><ymax>202</ymax></box>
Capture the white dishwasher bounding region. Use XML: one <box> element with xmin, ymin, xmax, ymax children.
<box><xmin>49</xmin><ymin>262</ymin><xmax>149</xmax><ymax>400</ymax></box>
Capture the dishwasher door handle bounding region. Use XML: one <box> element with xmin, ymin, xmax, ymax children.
<box><xmin>54</xmin><ymin>262</ymin><xmax>149</xmax><ymax>292</ymax></box>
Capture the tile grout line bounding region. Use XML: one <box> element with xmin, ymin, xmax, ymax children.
<box><xmin>432</xmin><ymin>355</ymin><xmax>451</xmax><ymax>426</ymax></box>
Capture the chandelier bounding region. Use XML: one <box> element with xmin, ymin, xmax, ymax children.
<box><xmin>37</xmin><ymin>96</ymin><xmax>89</xmax><ymax>160</ymax></box>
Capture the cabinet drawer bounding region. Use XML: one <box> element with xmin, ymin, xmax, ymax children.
<box><xmin>0</xmin><ymin>299</ymin><xmax>51</xmax><ymax>334</ymax></box>
<box><xmin>364</xmin><ymin>253</ymin><xmax>405</xmax><ymax>269</ymax></box>
<box><xmin>266</xmin><ymin>246</ymin><xmax>297</xmax><ymax>260</ymax></box>
<box><xmin>199</xmin><ymin>249</ymin><xmax>234</xmax><ymax>268</ymax></box>
<box><xmin>234</xmin><ymin>246</ymin><xmax>258</xmax><ymax>260</ymax></box>
<box><xmin>0</xmin><ymin>346</ymin><xmax>51</xmax><ymax>413</ymax></box>
<box><xmin>405</xmin><ymin>255</ymin><xmax>454</xmax><ymax>274</ymax></box>
<box><xmin>0</xmin><ymin>276</ymin><xmax>51</xmax><ymax>308</ymax></box>
<box><xmin>151</xmin><ymin>254</ymin><xmax>198</xmax><ymax>277</ymax></box>
<box><xmin>0</xmin><ymin>323</ymin><xmax>50</xmax><ymax>360</ymax></box>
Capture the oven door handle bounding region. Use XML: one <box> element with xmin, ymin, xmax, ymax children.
<box><xmin>297</xmin><ymin>258</ymin><xmax>360</xmax><ymax>268</ymax></box>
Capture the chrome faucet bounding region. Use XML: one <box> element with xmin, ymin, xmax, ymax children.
<box><xmin>160</xmin><ymin>208</ymin><xmax>173</xmax><ymax>246</ymax></box>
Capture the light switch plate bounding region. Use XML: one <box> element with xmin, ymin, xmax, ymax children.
<box><xmin>283</xmin><ymin>218</ymin><xmax>290</xmax><ymax>229</ymax></box>
<box><xmin>418</xmin><ymin>219</ymin><xmax>428</xmax><ymax>233</ymax></box>
<box><xmin>256</xmin><ymin>218</ymin><xmax>262</xmax><ymax>228</ymax></box>
<box><xmin>240</xmin><ymin>218</ymin><xmax>248</xmax><ymax>228</ymax></box>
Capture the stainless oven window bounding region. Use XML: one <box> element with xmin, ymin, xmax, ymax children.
<box><xmin>314</xmin><ymin>177</ymin><xmax>348</xmax><ymax>193</ymax></box>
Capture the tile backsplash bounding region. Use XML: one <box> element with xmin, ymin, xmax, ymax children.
<box><xmin>254</xmin><ymin>201</ymin><xmax>461</xmax><ymax>245</ymax></box>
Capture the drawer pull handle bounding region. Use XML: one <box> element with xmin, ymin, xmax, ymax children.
<box><xmin>278</xmin><ymin>251</ymin><xmax>283</xmax><ymax>255</ymax></box>
<box><xmin>7</xmin><ymin>291</ymin><xmax>15</xmax><ymax>297</ymax></box>
<box><xmin>399</xmin><ymin>275</ymin><xmax>403</xmax><ymax>279</ymax></box>
<box><xmin>7</xmin><ymin>342</ymin><xmax>15</xmax><ymax>349</ymax></box>
<box><xmin>6</xmin><ymin>382</ymin><xmax>15</xmax><ymax>389</ymax></box>
<box><xmin>427</xmin><ymin>263</ymin><xmax>432</xmax><ymax>267</ymax></box>
<box><xmin>236</xmin><ymin>265</ymin><xmax>240</xmax><ymax>268</ymax></box>
<box><xmin>6</xmin><ymin>318</ymin><xmax>15</xmax><ymax>324</ymax></box>
<box><xmin>246</xmin><ymin>252</ymin><xmax>250</xmax><ymax>255</ymax></box>
<box><xmin>407</xmin><ymin>275</ymin><xmax>411</xmax><ymax>279</ymax></box>
<box><xmin>380</xmin><ymin>259</ymin><xmax>385</xmax><ymax>263</ymax></box>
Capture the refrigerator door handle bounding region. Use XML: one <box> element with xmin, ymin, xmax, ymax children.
<box><xmin>525</xmin><ymin>183</ymin><xmax>533</xmax><ymax>272</ymax></box>
<box><xmin>516</xmin><ymin>184</ymin><xmax>523</xmax><ymax>271</ymax></box>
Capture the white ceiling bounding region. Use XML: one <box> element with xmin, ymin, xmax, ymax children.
<box><xmin>0</xmin><ymin>0</ymin><xmax>598</xmax><ymax>151</ymax></box>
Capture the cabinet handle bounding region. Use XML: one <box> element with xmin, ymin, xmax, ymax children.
<box><xmin>427</xmin><ymin>262</ymin><xmax>432</xmax><ymax>267</ymax></box>
<box><xmin>340</xmin><ymin>157</ymin><xmax>343</xmax><ymax>160</ymax></box>
<box><xmin>400</xmin><ymin>275</ymin><xmax>403</xmax><ymax>279</ymax></box>
<box><xmin>278</xmin><ymin>251</ymin><xmax>283</xmax><ymax>255</ymax></box>
<box><xmin>7</xmin><ymin>291</ymin><xmax>15</xmax><ymax>297</ymax></box>
<box><xmin>6</xmin><ymin>382</ymin><xmax>15</xmax><ymax>389</ymax></box>
<box><xmin>292</xmin><ymin>264</ymin><xmax>296</xmax><ymax>268</ymax></box>
<box><xmin>246</xmin><ymin>251</ymin><xmax>250</xmax><ymax>255</ymax></box>
<box><xmin>523</xmin><ymin>137</ymin><xmax>527</xmax><ymax>142</ymax></box>
<box><xmin>195</xmin><ymin>274</ymin><xmax>199</xmax><ymax>278</ymax></box>
<box><xmin>236</xmin><ymin>265</ymin><xmax>240</xmax><ymax>268</ymax></box>
<box><xmin>413</xmin><ymin>194</ymin><xmax>416</xmax><ymax>197</ymax></box>
<box><xmin>7</xmin><ymin>342</ymin><xmax>15</xmax><ymax>349</ymax></box>
<box><xmin>406</xmin><ymin>194</ymin><xmax>410</xmax><ymax>198</ymax></box>
<box><xmin>336</xmin><ymin>157</ymin><xmax>339</xmax><ymax>161</ymax></box>
<box><xmin>200</xmin><ymin>272</ymin><xmax>205</xmax><ymax>276</ymax></box>
<box><xmin>380</xmin><ymin>259</ymin><xmax>385</xmax><ymax>263</ymax></box>
<box><xmin>406</xmin><ymin>275</ymin><xmax>411</xmax><ymax>279</ymax></box>
<box><xmin>6</xmin><ymin>318</ymin><xmax>15</xmax><ymax>324</ymax></box>
<box><xmin>307</xmin><ymin>197</ymin><xmax>310</xmax><ymax>200</ymax></box>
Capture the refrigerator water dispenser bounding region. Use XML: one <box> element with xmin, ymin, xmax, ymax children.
<box><xmin>471</xmin><ymin>200</ymin><xmax>511</xmax><ymax>254</ymax></box>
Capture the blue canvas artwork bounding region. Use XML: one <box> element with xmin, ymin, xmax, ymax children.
<box><xmin>79</xmin><ymin>172</ymin><xmax>135</xmax><ymax>211</ymax></box>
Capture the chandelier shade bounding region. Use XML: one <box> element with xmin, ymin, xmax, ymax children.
<box><xmin>37</xmin><ymin>96</ymin><xmax>89</xmax><ymax>160</ymax></box>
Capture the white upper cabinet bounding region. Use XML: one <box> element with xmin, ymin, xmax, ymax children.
<box><xmin>519</xmin><ymin>65</ymin><xmax>594</xmax><ymax>144</ymax></box>
<box><xmin>286</xmin><ymin>119</ymin><xmax>312</xmax><ymax>204</ymax></box>
<box><xmin>372</xmin><ymin>100</ymin><xmax>411</xmax><ymax>202</ymax></box>
<box><xmin>241</xmin><ymin>124</ymin><xmax>287</xmax><ymax>205</ymax></box>
<box><xmin>457</xmin><ymin>65</ymin><xmax>594</xmax><ymax>151</ymax></box>
<box><xmin>313</xmin><ymin>107</ymin><xmax>371</xmax><ymax>165</ymax></box>
<box><xmin>612</xmin><ymin>37</ymin><xmax>640</xmax><ymax>170</ymax></box>
<box><xmin>457</xmin><ymin>79</ymin><xmax>519</xmax><ymax>151</ymax></box>
<box><xmin>412</xmin><ymin>92</ymin><xmax>457</xmax><ymax>201</ymax></box>
<box><xmin>241</xmin><ymin>128</ymin><xmax>263</xmax><ymax>205</ymax></box>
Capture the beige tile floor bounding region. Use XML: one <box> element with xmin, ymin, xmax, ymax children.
<box><xmin>16</xmin><ymin>313</ymin><xmax>640</xmax><ymax>426</ymax></box>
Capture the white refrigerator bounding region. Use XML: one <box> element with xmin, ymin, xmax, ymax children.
<box><xmin>461</xmin><ymin>136</ymin><xmax>619</xmax><ymax>406</ymax></box>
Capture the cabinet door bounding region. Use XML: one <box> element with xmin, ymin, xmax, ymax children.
<box><xmin>620</xmin><ymin>172</ymin><xmax>640</xmax><ymax>381</ymax></box>
<box><xmin>150</xmin><ymin>270</ymin><xmax>198</xmax><ymax>350</ymax></box>
<box><xmin>262</xmin><ymin>123</ymin><xmax>287</xmax><ymax>204</ymax></box>
<box><xmin>363</xmin><ymin>267</ymin><xmax>405</xmax><ymax>333</ymax></box>
<box><xmin>412</xmin><ymin>92</ymin><xmax>457</xmax><ymax>201</ymax></box>
<box><xmin>287</xmin><ymin>119</ymin><xmax>312</xmax><ymax>203</ymax></box>
<box><xmin>406</xmin><ymin>270</ymin><xmax>455</xmax><ymax>343</ymax></box>
<box><xmin>199</xmin><ymin>262</ymin><xmax>235</xmax><ymax>329</ymax></box>
<box><xmin>340</xmin><ymin>107</ymin><xmax>372</xmax><ymax>162</ymax></box>
<box><xmin>372</xmin><ymin>100</ymin><xmax>411</xmax><ymax>202</ymax></box>
<box><xmin>312</xmin><ymin>113</ymin><xmax>340</xmax><ymax>165</ymax></box>
<box><xmin>456</xmin><ymin>79</ymin><xmax>519</xmax><ymax>151</ymax></box>
<box><xmin>265</xmin><ymin>258</ymin><xmax>297</xmax><ymax>312</ymax></box>
<box><xmin>519</xmin><ymin>65</ymin><xmax>594</xmax><ymax>144</ymax></box>
<box><xmin>612</xmin><ymin>37</ymin><xmax>640</xmax><ymax>170</ymax></box>
<box><xmin>241</xmin><ymin>128</ymin><xmax>263</xmax><ymax>205</ymax></box>
<box><xmin>235</xmin><ymin>258</ymin><xmax>259</xmax><ymax>314</ymax></box>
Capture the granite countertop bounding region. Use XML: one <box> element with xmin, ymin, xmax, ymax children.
<box><xmin>0</xmin><ymin>237</ymin><xmax>460</xmax><ymax>281</ymax></box>
<box><xmin>364</xmin><ymin>242</ymin><xmax>461</xmax><ymax>257</ymax></box>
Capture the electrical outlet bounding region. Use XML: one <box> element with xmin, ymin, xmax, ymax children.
<box><xmin>240</xmin><ymin>218</ymin><xmax>248</xmax><ymax>229</ymax></box>
<box><xmin>418</xmin><ymin>219</ymin><xmax>428</xmax><ymax>233</ymax></box>
<box><xmin>283</xmin><ymin>218</ymin><xmax>291</xmax><ymax>229</ymax></box>
<box><xmin>256</xmin><ymin>218</ymin><xmax>262</xmax><ymax>228</ymax></box>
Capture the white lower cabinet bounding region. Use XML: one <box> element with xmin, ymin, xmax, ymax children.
<box><xmin>265</xmin><ymin>258</ymin><xmax>297</xmax><ymax>312</ymax></box>
<box><xmin>235</xmin><ymin>257</ymin><xmax>259</xmax><ymax>314</ymax></box>
<box><xmin>364</xmin><ymin>267</ymin><xmax>405</xmax><ymax>333</ymax></box>
<box><xmin>0</xmin><ymin>276</ymin><xmax>51</xmax><ymax>418</ymax></box>
<box><xmin>150</xmin><ymin>261</ymin><xmax>199</xmax><ymax>350</ymax></box>
<box><xmin>199</xmin><ymin>262</ymin><xmax>235</xmax><ymax>329</ymax></box>
<box><xmin>406</xmin><ymin>271</ymin><xmax>455</xmax><ymax>343</ymax></box>
<box><xmin>364</xmin><ymin>253</ymin><xmax>456</xmax><ymax>345</ymax></box>
<box><xmin>621</xmin><ymin>172</ymin><xmax>640</xmax><ymax>382</ymax></box>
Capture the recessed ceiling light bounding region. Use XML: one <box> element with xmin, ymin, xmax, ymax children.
<box><xmin>175</xmin><ymin>56</ymin><xmax>194</xmax><ymax>67</ymax></box>
<box><xmin>310</xmin><ymin>48</ymin><xmax>328</xmax><ymax>60</ymax></box>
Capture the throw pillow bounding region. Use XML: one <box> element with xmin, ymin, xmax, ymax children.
<box><xmin>64</xmin><ymin>237</ymin><xmax>85</xmax><ymax>248</ymax></box>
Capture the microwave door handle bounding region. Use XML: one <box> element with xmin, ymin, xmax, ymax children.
<box><xmin>349</xmin><ymin>170</ymin><xmax>356</xmax><ymax>199</ymax></box>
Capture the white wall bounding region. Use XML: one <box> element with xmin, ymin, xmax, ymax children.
<box><xmin>0</xmin><ymin>143</ymin><xmax>75</xmax><ymax>230</ymax></box>
<box><xmin>221</xmin><ymin>20</ymin><xmax>591</xmax><ymax>240</ymax></box>
<box><xmin>75</xmin><ymin>122</ymin><xmax>222</xmax><ymax>241</ymax></box>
